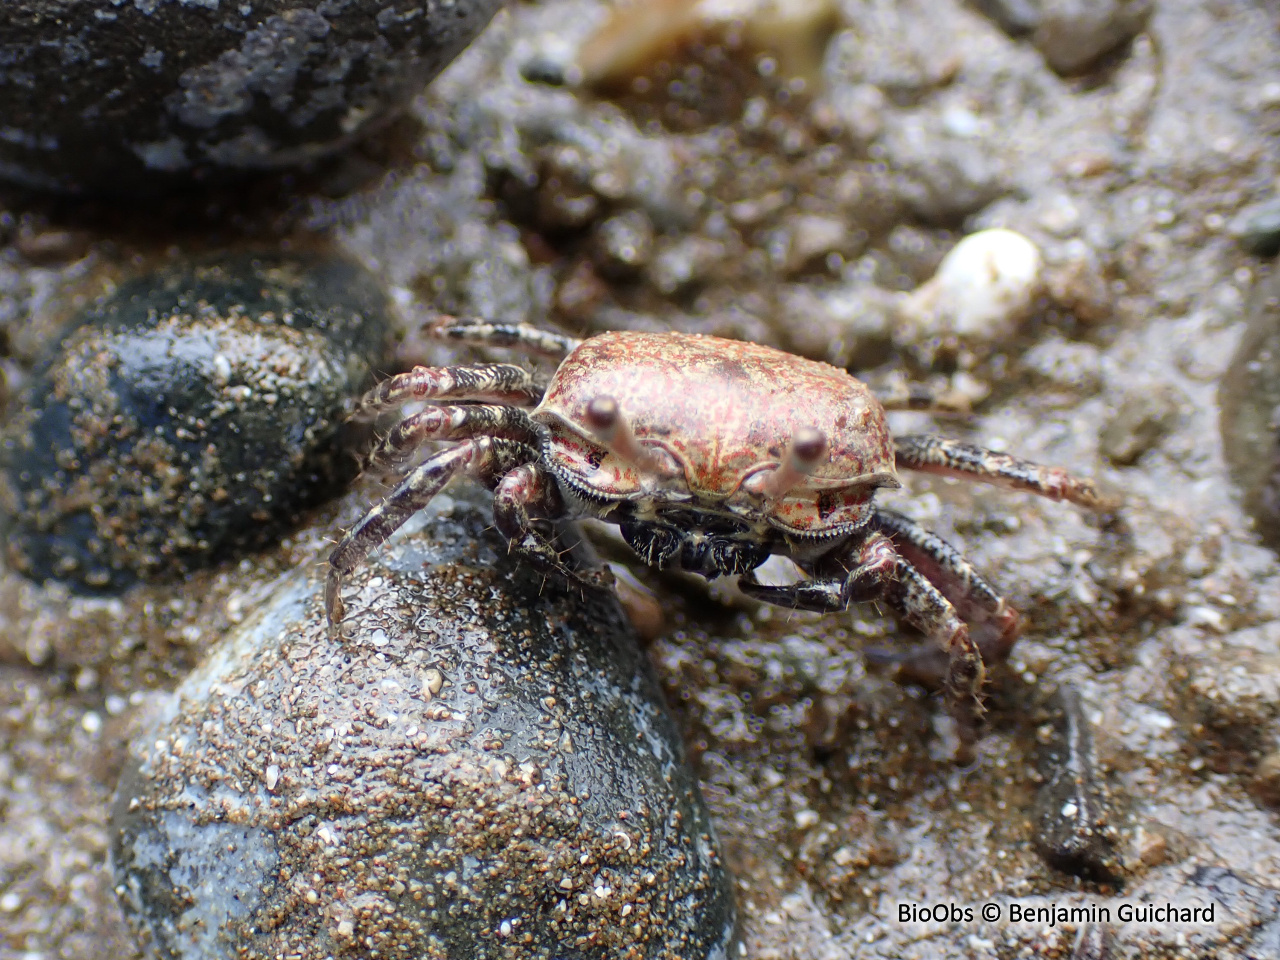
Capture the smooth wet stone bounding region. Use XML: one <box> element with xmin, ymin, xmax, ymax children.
<box><xmin>1233</xmin><ymin>199</ymin><xmax>1280</xmax><ymax>258</ymax></box>
<box><xmin>1</xmin><ymin>253</ymin><xmax>390</xmax><ymax>593</ymax></box>
<box><xmin>110</xmin><ymin>488</ymin><xmax>736</xmax><ymax>960</ymax></box>
<box><xmin>1220</xmin><ymin>267</ymin><xmax>1280</xmax><ymax>548</ymax></box>
<box><xmin>0</xmin><ymin>0</ymin><xmax>502</xmax><ymax>196</ymax></box>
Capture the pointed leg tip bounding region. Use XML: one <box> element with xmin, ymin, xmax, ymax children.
<box><xmin>324</xmin><ymin>572</ymin><xmax>346</xmax><ymax>638</ymax></box>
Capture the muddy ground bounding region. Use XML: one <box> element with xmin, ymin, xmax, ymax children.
<box><xmin>3</xmin><ymin>0</ymin><xmax>1280</xmax><ymax>957</ymax></box>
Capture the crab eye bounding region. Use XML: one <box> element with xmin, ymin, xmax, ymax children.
<box><xmin>758</xmin><ymin>427</ymin><xmax>829</xmax><ymax>500</ymax></box>
<box><xmin>582</xmin><ymin>394</ymin><xmax>679</xmax><ymax>479</ymax></box>
<box><xmin>585</xmin><ymin>396</ymin><xmax>620</xmax><ymax>434</ymax></box>
<box><xmin>791</xmin><ymin>427</ymin><xmax>828</xmax><ymax>467</ymax></box>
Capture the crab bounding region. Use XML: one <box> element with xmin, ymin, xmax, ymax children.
<box><xmin>326</xmin><ymin>315</ymin><xmax>1115</xmax><ymax>757</ymax></box>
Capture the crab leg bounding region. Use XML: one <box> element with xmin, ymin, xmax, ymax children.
<box><xmin>871</xmin><ymin>508</ymin><xmax>1021</xmax><ymax>664</ymax></box>
<box><xmin>364</xmin><ymin>404</ymin><xmax>543</xmax><ymax>475</ymax></box>
<box><xmin>737</xmin><ymin>531</ymin><xmax>897</xmax><ymax>611</ymax></box>
<box><xmin>326</xmin><ymin>437</ymin><xmax>538</xmax><ymax>630</ymax></box>
<box><xmin>350</xmin><ymin>363</ymin><xmax>546</xmax><ymax>420</ymax></box>
<box><xmin>878</xmin><ymin>556</ymin><xmax>986</xmax><ymax>760</ymax></box>
<box><xmin>895</xmin><ymin>435</ymin><xmax>1118</xmax><ymax>510</ymax></box>
<box><xmin>427</xmin><ymin>313</ymin><xmax>583</xmax><ymax>358</ymax></box>
<box><xmin>494</xmin><ymin>463</ymin><xmax>611</xmax><ymax>588</ymax></box>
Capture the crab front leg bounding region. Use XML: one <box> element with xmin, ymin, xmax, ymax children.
<box><xmin>871</xmin><ymin>507</ymin><xmax>1021</xmax><ymax>667</ymax></box>
<box><xmin>326</xmin><ymin>437</ymin><xmax>538</xmax><ymax>631</ymax></box>
<box><xmin>738</xmin><ymin>527</ymin><xmax>988</xmax><ymax>759</ymax></box>
<box><xmin>736</xmin><ymin>531</ymin><xmax>898</xmax><ymax>611</ymax></box>
<box><xmin>493</xmin><ymin>464</ymin><xmax>611</xmax><ymax>589</ymax></box>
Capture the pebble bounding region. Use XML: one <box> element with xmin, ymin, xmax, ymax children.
<box><xmin>0</xmin><ymin>253</ymin><xmax>390</xmax><ymax>593</ymax></box>
<box><xmin>577</xmin><ymin>0</ymin><xmax>843</xmax><ymax>92</ymax></box>
<box><xmin>0</xmin><ymin>0</ymin><xmax>502</xmax><ymax>195</ymax></box>
<box><xmin>1231</xmin><ymin>198</ymin><xmax>1280</xmax><ymax>258</ymax></box>
<box><xmin>110</xmin><ymin>487</ymin><xmax>737</xmax><ymax>960</ymax></box>
<box><xmin>592</xmin><ymin>210</ymin><xmax>657</xmax><ymax>279</ymax></box>
<box><xmin>1099</xmin><ymin>383</ymin><xmax>1183</xmax><ymax>465</ymax></box>
<box><xmin>1032</xmin><ymin>0</ymin><xmax>1154</xmax><ymax>76</ymax></box>
<box><xmin>483</xmin><ymin>104</ymin><xmax>690</xmax><ymax>237</ymax></box>
<box><xmin>1032</xmin><ymin>686</ymin><xmax>1124</xmax><ymax>882</ymax></box>
<box><xmin>781</xmin><ymin>214</ymin><xmax>856</xmax><ymax>275</ymax></box>
<box><xmin>895</xmin><ymin>228</ymin><xmax>1044</xmax><ymax>352</ymax></box>
<box><xmin>1220</xmin><ymin>266</ymin><xmax>1280</xmax><ymax>548</ymax></box>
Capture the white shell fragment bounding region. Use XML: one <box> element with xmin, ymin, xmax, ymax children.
<box><xmin>897</xmin><ymin>228</ymin><xmax>1045</xmax><ymax>345</ymax></box>
<box><xmin>578</xmin><ymin>0</ymin><xmax>842</xmax><ymax>90</ymax></box>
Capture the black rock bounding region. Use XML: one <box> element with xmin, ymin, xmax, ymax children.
<box><xmin>1220</xmin><ymin>267</ymin><xmax>1280</xmax><ymax>549</ymax></box>
<box><xmin>0</xmin><ymin>0</ymin><xmax>503</xmax><ymax>196</ymax></box>
<box><xmin>0</xmin><ymin>252</ymin><xmax>391</xmax><ymax>592</ymax></box>
<box><xmin>110</xmin><ymin>488</ymin><xmax>737</xmax><ymax>959</ymax></box>
<box><xmin>1233</xmin><ymin>198</ymin><xmax>1280</xmax><ymax>258</ymax></box>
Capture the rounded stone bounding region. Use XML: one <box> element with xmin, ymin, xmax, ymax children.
<box><xmin>0</xmin><ymin>252</ymin><xmax>391</xmax><ymax>593</ymax></box>
<box><xmin>0</xmin><ymin>0</ymin><xmax>503</xmax><ymax>196</ymax></box>
<box><xmin>1220</xmin><ymin>267</ymin><xmax>1280</xmax><ymax>548</ymax></box>
<box><xmin>1032</xmin><ymin>0</ymin><xmax>1154</xmax><ymax>76</ymax></box>
<box><xmin>895</xmin><ymin>228</ymin><xmax>1045</xmax><ymax>350</ymax></box>
<box><xmin>1232</xmin><ymin>198</ymin><xmax>1280</xmax><ymax>258</ymax></box>
<box><xmin>109</xmin><ymin>488</ymin><xmax>737</xmax><ymax>959</ymax></box>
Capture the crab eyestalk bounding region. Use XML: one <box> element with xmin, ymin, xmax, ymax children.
<box><xmin>762</xmin><ymin>427</ymin><xmax>829</xmax><ymax>500</ymax></box>
<box><xmin>584</xmin><ymin>396</ymin><xmax>677</xmax><ymax>477</ymax></box>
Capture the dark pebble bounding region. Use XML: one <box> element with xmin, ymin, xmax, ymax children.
<box><xmin>1220</xmin><ymin>267</ymin><xmax>1280</xmax><ymax>548</ymax></box>
<box><xmin>0</xmin><ymin>0</ymin><xmax>502</xmax><ymax>196</ymax></box>
<box><xmin>1032</xmin><ymin>686</ymin><xmax>1124</xmax><ymax>882</ymax></box>
<box><xmin>0</xmin><ymin>252</ymin><xmax>390</xmax><ymax>593</ymax></box>
<box><xmin>1232</xmin><ymin>198</ymin><xmax>1280</xmax><ymax>258</ymax></box>
<box><xmin>1032</xmin><ymin>0</ymin><xmax>1154</xmax><ymax>76</ymax></box>
<box><xmin>110</xmin><ymin>487</ymin><xmax>736</xmax><ymax>959</ymax></box>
